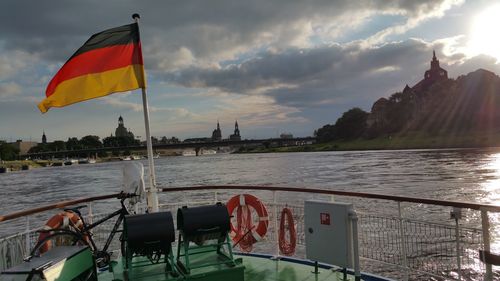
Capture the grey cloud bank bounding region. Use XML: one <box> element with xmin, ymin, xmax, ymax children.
<box><xmin>2</xmin><ymin>0</ymin><xmax>498</xmax><ymax>141</ymax></box>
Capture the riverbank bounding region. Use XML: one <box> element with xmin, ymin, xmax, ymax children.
<box><xmin>0</xmin><ymin>160</ymin><xmax>47</xmax><ymax>171</ymax></box>
<box><xmin>237</xmin><ymin>133</ymin><xmax>500</xmax><ymax>153</ymax></box>
<box><xmin>0</xmin><ymin>150</ymin><xmax>180</xmax><ymax>172</ymax></box>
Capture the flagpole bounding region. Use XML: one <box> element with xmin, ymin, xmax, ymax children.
<box><xmin>133</xmin><ymin>13</ymin><xmax>159</xmax><ymax>212</ymax></box>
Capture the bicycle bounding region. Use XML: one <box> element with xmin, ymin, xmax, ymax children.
<box><xmin>28</xmin><ymin>192</ymin><xmax>136</xmax><ymax>268</ymax></box>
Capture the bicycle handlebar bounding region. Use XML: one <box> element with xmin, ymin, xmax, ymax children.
<box><xmin>117</xmin><ymin>192</ymin><xmax>139</xmax><ymax>199</ymax></box>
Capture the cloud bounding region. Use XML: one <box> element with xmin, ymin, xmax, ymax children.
<box><xmin>0</xmin><ymin>0</ymin><xmax>489</xmax><ymax>139</ymax></box>
<box><xmin>365</xmin><ymin>0</ymin><xmax>464</xmax><ymax>45</ymax></box>
<box><xmin>0</xmin><ymin>82</ymin><xmax>22</xmax><ymax>99</ymax></box>
<box><xmin>101</xmin><ymin>93</ymin><xmax>144</xmax><ymax>112</ymax></box>
<box><xmin>0</xmin><ymin>50</ymin><xmax>39</xmax><ymax>79</ymax></box>
<box><xmin>161</xmin><ymin>35</ymin><xmax>500</xmax><ymax>132</ymax></box>
<box><xmin>0</xmin><ymin>0</ymin><xmax>463</xmax><ymax>70</ymax></box>
<box><xmin>164</xmin><ymin>39</ymin><xmax>433</xmax><ymax>107</ymax></box>
<box><xmin>147</xmin><ymin>90</ymin><xmax>308</xmax><ymax>138</ymax></box>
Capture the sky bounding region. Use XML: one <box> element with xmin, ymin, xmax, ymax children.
<box><xmin>1</xmin><ymin>0</ymin><xmax>500</xmax><ymax>142</ymax></box>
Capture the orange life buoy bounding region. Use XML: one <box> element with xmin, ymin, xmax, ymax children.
<box><xmin>278</xmin><ymin>207</ymin><xmax>296</xmax><ymax>256</ymax></box>
<box><xmin>227</xmin><ymin>194</ymin><xmax>268</xmax><ymax>252</ymax></box>
<box><xmin>37</xmin><ymin>211</ymin><xmax>85</xmax><ymax>253</ymax></box>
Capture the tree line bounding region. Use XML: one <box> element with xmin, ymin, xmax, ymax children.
<box><xmin>314</xmin><ymin>107</ymin><xmax>369</xmax><ymax>142</ymax></box>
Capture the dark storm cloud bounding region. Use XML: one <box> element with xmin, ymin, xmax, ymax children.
<box><xmin>0</xmin><ymin>0</ymin><xmax>468</xmax><ymax>138</ymax></box>
<box><xmin>0</xmin><ymin>0</ymin><xmax>459</xmax><ymax>65</ymax></box>
<box><xmin>165</xmin><ymin>38</ymin><xmax>500</xmax><ymax>114</ymax></box>
<box><xmin>165</xmin><ymin>39</ymin><xmax>432</xmax><ymax>103</ymax></box>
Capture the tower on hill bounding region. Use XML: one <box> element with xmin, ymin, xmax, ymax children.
<box><xmin>424</xmin><ymin>50</ymin><xmax>448</xmax><ymax>83</ymax></box>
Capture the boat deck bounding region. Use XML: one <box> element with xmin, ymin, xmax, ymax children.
<box><xmin>100</xmin><ymin>253</ymin><xmax>388</xmax><ymax>281</ymax></box>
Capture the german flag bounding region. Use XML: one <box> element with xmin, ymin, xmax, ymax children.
<box><xmin>38</xmin><ymin>23</ymin><xmax>146</xmax><ymax>113</ymax></box>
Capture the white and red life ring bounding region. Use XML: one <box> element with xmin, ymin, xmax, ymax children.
<box><xmin>227</xmin><ymin>194</ymin><xmax>268</xmax><ymax>252</ymax></box>
<box><xmin>36</xmin><ymin>211</ymin><xmax>86</xmax><ymax>253</ymax></box>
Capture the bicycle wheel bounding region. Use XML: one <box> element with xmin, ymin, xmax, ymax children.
<box><xmin>30</xmin><ymin>229</ymin><xmax>89</xmax><ymax>257</ymax></box>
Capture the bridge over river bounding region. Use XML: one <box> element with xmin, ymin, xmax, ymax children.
<box><xmin>23</xmin><ymin>137</ymin><xmax>316</xmax><ymax>158</ymax></box>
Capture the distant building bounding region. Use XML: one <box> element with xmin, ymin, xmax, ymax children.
<box><xmin>115</xmin><ymin>116</ymin><xmax>135</xmax><ymax>138</ymax></box>
<box><xmin>229</xmin><ymin>120</ymin><xmax>241</xmax><ymax>141</ymax></box>
<box><xmin>409</xmin><ymin>50</ymin><xmax>449</xmax><ymax>91</ymax></box>
<box><xmin>42</xmin><ymin>131</ymin><xmax>47</xmax><ymax>144</ymax></box>
<box><xmin>366</xmin><ymin>51</ymin><xmax>450</xmax><ymax>131</ymax></box>
<box><xmin>211</xmin><ymin>121</ymin><xmax>222</xmax><ymax>141</ymax></box>
<box><xmin>424</xmin><ymin>50</ymin><xmax>448</xmax><ymax>82</ymax></box>
<box><xmin>10</xmin><ymin>140</ymin><xmax>38</xmax><ymax>155</ymax></box>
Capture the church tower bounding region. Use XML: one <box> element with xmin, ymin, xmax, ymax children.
<box><xmin>229</xmin><ymin>120</ymin><xmax>241</xmax><ymax>141</ymax></box>
<box><xmin>424</xmin><ymin>50</ymin><xmax>448</xmax><ymax>82</ymax></box>
<box><xmin>211</xmin><ymin>120</ymin><xmax>222</xmax><ymax>141</ymax></box>
<box><xmin>115</xmin><ymin>116</ymin><xmax>134</xmax><ymax>138</ymax></box>
<box><xmin>234</xmin><ymin>120</ymin><xmax>240</xmax><ymax>136</ymax></box>
<box><xmin>42</xmin><ymin>131</ymin><xmax>47</xmax><ymax>144</ymax></box>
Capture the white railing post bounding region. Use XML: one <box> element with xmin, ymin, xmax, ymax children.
<box><xmin>25</xmin><ymin>215</ymin><xmax>30</xmax><ymax>254</ymax></box>
<box><xmin>88</xmin><ymin>202</ymin><xmax>93</xmax><ymax>224</ymax></box>
<box><xmin>480</xmin><ymin>209</ymin><xmax>493</xmax><ymax>281</ymax></box>
<box><xmin>350</xmin><ymin>211</ymin><xmax>361</xmax><ymax>281</ymax></box>
<box><xmin>214</xmin><ymin>191</ymin><xmax>218</xmax><ymax>204</ymax></box>
<box><xmin>451</xmin><ymin>207</ymin><xmax>462</xmax><ymax>281</ymax></box>
<box><xmin>273</xmin><ymin>190</ymin><xmax>279</xmax><ymax>258</ymax></box>
<box><xmin>398</xmin><ymin>202</ymin><xmax>409</xmax><ymax>281</ymax></box>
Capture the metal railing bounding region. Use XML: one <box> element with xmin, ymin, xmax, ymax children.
<box><xmin>1</xmin><ymin>185</ymin><xmax>499</xmax><ymax>280</ymax></box>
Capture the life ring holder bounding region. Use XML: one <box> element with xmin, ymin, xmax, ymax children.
<box><xmin>227</xmin><ymin>194</ymin><xmax>269</xmax><ymax>248</ymax></box>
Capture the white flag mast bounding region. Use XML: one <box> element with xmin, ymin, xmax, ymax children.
<box><xmin>133</xmin><ymin>13</ymin><xmax>159</xmax><ymax>212</ymax></box>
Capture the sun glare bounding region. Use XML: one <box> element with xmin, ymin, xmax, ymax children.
<box><xmin>469</xmin><ymin>4</ymin><xmax>500</xmax><ymax>61</ymax></box>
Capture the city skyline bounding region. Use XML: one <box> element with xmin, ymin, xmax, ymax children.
<box><xmin>10</xmin><ymin>116</ymin><xmax>244</xmax><ymax>143</ymax></box>
<box><xmin>1</xmin><ymin>1</ymin><xmax>500</xmax><ymax>142</ymax></box>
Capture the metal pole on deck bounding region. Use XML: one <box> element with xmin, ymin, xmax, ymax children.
<box><xmin>451</xmin><ymin>207</ymin><xmax>462</xmax><ymax>281</ymax></box>
<box><xmin>480</xmin><ymin>209</ymin><xmax>493</xmax><ymax>281</ymax></box>
<box><xmin>133</xmin><ymin>13</ymin><xmax>159</xmax><ymax>212</ymax></box>
<box><xmin>397</xmin><ymin>202</ymin><xmax>409</xmax><ymax>281</ymax></box>
<box><xmin>350</xmin><ymin>211</ymin><xmax>361</xmax><ymax>281</ymax></box>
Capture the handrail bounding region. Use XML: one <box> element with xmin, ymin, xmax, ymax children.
<box><xmin>0</xmin><ymin>193</ymin><xmax>121</xmax><ymax>222</ymax></box>
<box><xmin>160</xmin><ymin>185</ymin><xmax>500</xmax><ymax>212</ymax></box>
<box><xmin>2</xmin><ymin>185</ymin><xmax>500</xmax><ymax>223</ymax></box>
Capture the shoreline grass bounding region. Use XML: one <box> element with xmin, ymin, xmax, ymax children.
<box><xmin>237</xmin><ymin>133</ymin><xmax>500</xmax><ymax>153</ymax></box>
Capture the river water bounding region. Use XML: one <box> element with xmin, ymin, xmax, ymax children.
<box><xmin>2</xmin><ymin>148</ymin><xmax>500</xmax><ymax>233</ymax></box>
<box><xmin>3</xmin><ymin>149</ymin><xmax>500</xmax><ymax>212</ymax></box>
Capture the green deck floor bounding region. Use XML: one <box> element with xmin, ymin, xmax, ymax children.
<box><xmin>100</xmin><ymin>254</ymin><xmax>358</xmax><ymax>281</ymax></box>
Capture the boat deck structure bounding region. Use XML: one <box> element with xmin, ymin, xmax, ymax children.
<box><xmin>1</xmin><ymin>185</ymin><xmax>500</xmax><ymax>280</ymax></box>
<box><xmin>101</xmin><ymin>253</ymin><xmax>386</xmax><ymax>281</ymax></box>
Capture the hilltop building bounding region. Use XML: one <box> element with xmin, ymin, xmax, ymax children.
<box><xmin>211</xmin><ymin>121</ymin><xmax>222</xmax><ymax>141</ymax></box>
<box><xmin>115</xmin><ymin>116</ymin><xmax>135</xmax><ymax>138</ymax></box>
<box><xmin>412</xmin><ymin>50</ymin><xmax>449</xmax><ymax>91</ymax></box>
<box><xmin>229</xmin><ymin>120</ymin><xmax>241</xmax><ymax>141</ymax></box>
<box><xmin>367</xmin><ymin>51</ymin><xmax>449</xmax><ymax>129</ymax></box>
<box><xmin>42</xmin><ymin>131</ymin><xmax>47</xmax><ymax>144</ymax></box>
